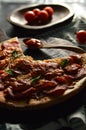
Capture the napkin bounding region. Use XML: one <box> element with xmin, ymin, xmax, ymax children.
<box><xmin>67</xmin><ymin>106</ymin><xmax>86</xmax><ymax>130</ymax></box>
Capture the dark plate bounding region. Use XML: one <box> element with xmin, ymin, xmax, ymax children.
<box><xmin>7</xmin><ymin>4</ymin><xmax>74</xmax><ymax>30</ymax></box>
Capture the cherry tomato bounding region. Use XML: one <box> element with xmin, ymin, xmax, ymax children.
<box><xmin>32</xmin><ymin>8</ymin><xmax>41</xmax><ymax>24</ymax></box>
<box><xmin>44</xmin><ymin>6</ymin><xmax>54</xmax><ymax>18</ymax></box>
<box><xmin>33</xmin><ymin>8</ymin><xmax>41</xmax><ymax>15</ymax></box>
<box><xmin>24</xmin><ymin>11</ymin><xmax>36</xmax><ymax>24</ymax></box>
<box><xmin>38</xmin><ymin>10</ymin><xmax>49</xmax><ymax>24</ymax></box>
<box><xmin>76</xmin><ymin>30</ymin><xmax>86</xmax><ymax>44</ymax></box>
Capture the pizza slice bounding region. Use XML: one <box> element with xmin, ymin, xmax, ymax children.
<box><xmin>0</xmin><ymin>37</ymin><xmax>86</xmax><ymax>109</ymax></box>
<box><xmin>0</xmin><ymin>37</ymin><xmax>23</xmax><ymax>70</ymax></box>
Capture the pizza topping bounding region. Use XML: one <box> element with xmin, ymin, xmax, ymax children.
<box><xmin>44</xmin><ymin>69</ymin><xmax>64</xmax><ymax>79</ymax></box>
<box><xmin>44</xmin><ymin>85</ymin><xmax>67</xmax><ymax>96</ymax></box>
<box><xmin>1</xmin><ymin>40</ymin><xmax>23</xmax><ymax>59</ymax></box>
<box><xmin>63</xmin><ymin>74</ymin><xmax>73</xmax><ymax>82</ymax></box>
<box><xmin>4</xmin><ymin>56</ymin><xmax>86</xmax><ymax>99</ymax></box>
<box><xmin>31</xmin><ymin>61</ymin><xmax>46</xmax><ymax>76</ymax></box>
<box><xmin>46</xmin><ymin>62</ymin><xmax>59</xmax><ymax>70</ymax></box>
<box><xmin>61</xmin><ymin>59</ymin><xmax>69</xmax><ymax>68</ymax></box>
<box><xmin>1</xmin><ymin>41</ymin><xmax>19</xmax><ymax>49</ymax></box>
<box><xmin>72</xmin><ymin>67</ymin><xmax>86</xmax><ymax>79</ymax></box>
<box><xmin>0</xmin><ymin>80</ymin><xmax>4</xmax><ymax>90</ymax></box>
<box><xmin>6</xmin><ymin>69</ymin><xmax>15</xmax><ymax>76</ymax></box>
<box><xmin>0</xmin><ymin>50</ymin><xmax>7</xmax><ymax>60</ymax></box>
<box><xmin>9</xmin><ymin>80</ymin><xmax>31</xmax><ymax>92</ymax></box>
<box><xmin>35</xmin><ymin>79</ymin><xmax>57</xmax><ymax>91</ymax></box>
<box><xmin>55</xmin><ymin>74</ymin><xmax>74</xmax><ymax>86</ymax></box>
<box><xmin>4</xmin><ymin>87</ymin><xmax>14</xmax><ymax>97</ymax></box>
<box><xmin>10</xmin><ymin>57</ymin><xmax>34</xmax><ymax>74</ymax></box>
<box><xmin>0</xmin><ymin>70</ymin><xmax>5</xmax><ymax>74</ymax></box>
<box><xmin>55</xmin><ymin>76</ymin><xmax>67</xmax><ymax>84</ymax></box>
<box><xmin>64</xmin><ymin>64</ymin><xmax>81</xmax><ymax>74</ymax></box>
<box><xmin>5</xmin><ymin>86</ymin><xmax>36</xmax><ymax>99</ymax></box>
<box><xmin>69</xmin><ymin>55</ymin><xmax>81</xmax><ymax>63</ymax></box>
<box><xmin>0</xmin><ymin>70</ymin><xmax>9</xmax><ymax>80</ymax></box>
<box><xmin>0</xmin><ymin>58</ymin><xmax>9</xmax><ymax>69</ymax></box>
<box><xmin>31</xmin><ymin>75</ymin><xmax>41</xmax><ymax>83</ymax></box>
<box><xmin>0</xmin><ymin>47</ymin><xmax>85</xmax><ymax>100</ymax></box>
<box><xmin>12</xmin><ymin>50</ymin><xmax>19</xmax><ymax>58</ymax></box>
<box><xmin>18</xmin><ymin>87</ymin><xmax>36</xmax><ymax>98</ymax></box>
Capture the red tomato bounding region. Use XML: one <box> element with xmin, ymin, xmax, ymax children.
<box><xmin>33</xmin><ymin>8</ymin><xmax>41</xmax><ymax>24</ymax></box>
<box><xmin>44</xmin><ymin>6</ymin><xmax>54</xmax><ymax>17</ymax></box>
<box><xmin>33</xmin><ymin>8</ymin><xmax>41</xmax><ymax>15</ymax></box>
<box><xmin>24</xmin><ymin>11</ymin><xmax>36</xmax><ymax>24</ymax></box>
<box><xmin>38</xmin><ymin>10</ymin><xmax>49</xmax><ymax>24</ymax></box>
<box><xmin>76</xmin><ymin>30</ymin><xmax>86</xmax><ymax>44</ymax></box>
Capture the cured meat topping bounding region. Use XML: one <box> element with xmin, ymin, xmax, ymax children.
<box><xmin>2</xmin><ymin>54</ymin><xmax>86</xmax><ymax>99</ymax></box>
<box><xmin>0</xmin><ymin>39</ymin><xmax>86</xmax><ymax>100</ymax></box>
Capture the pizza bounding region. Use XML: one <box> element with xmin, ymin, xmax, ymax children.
<box><xmin>0</xmin><ymin>37</ymin><xmax>86</xmax><ymax>110</ymax></box>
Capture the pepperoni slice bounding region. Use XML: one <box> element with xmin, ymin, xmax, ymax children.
<box><xmin>44</xmin><ymin>85</ymin><xmax>66</xmax><ymax>96</ymax></box>
<box><xmin>36</xmin><ymin>79</ymin><xmax>57</xmax><ymax>91</ymax></box>
<box><xmin>69</xmin><ymin>55</ymin><xmax>81</xmax><ymax>63</ymax></box>
<box><xmin>64</xmin><ymin>64</ymin><xmax>81</xmax><ymax>74</ymax></box>
<box><xmin>5</xmin><ymin>87</ymin><xmax>36</xmax><ymax>99</ymax></box>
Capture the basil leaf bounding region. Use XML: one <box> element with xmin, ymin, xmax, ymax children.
<box><xmin>12</xmin><ymin>50</ymin><xmax>19</xmax><ymax>58</ymax></box>
<box><xmin>31</xmin><ymin>75</ymin><xmax>41</xmax><ymax>83</ymax></box>
<box><xmin>61</xmin><ymin>59</ymin><xmax>69</xmax><ymax>68</ymax></box>
<box><xmin>6</xmin><ymin>69</ymin><xmax>14</xmax><ymax>76</ymax></box>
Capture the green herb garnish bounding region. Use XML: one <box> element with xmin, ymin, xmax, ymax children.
<box><xmin>6</xmin><ymin>69</ymin><xmax>14</xmax><ymax>76</ymax></box>
<box><xmin>31</xmin><ymin>75</ymin><xmax>41</xmax><ymax>83</ymax></box>
<box><xmin>61</xmin><ymin>59</ymin><xmax>69</xmax><ymax>68</ymax></box>
<box><xmin>12</xmin><ymin>50</ymin><xmax>19</xmax><ymax>58</ymax></box>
